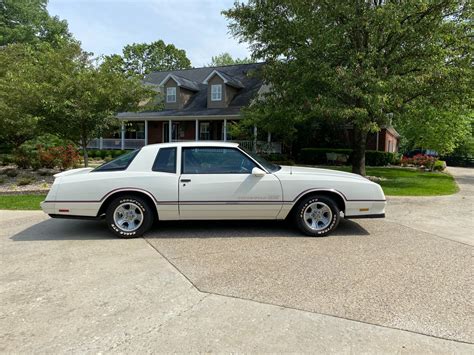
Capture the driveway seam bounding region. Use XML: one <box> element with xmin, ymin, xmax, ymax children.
<box><xmin>383</xmin><ymin>218</ymin><xmax>473</xmax><ymax>247</ymax></box>
<box><xmin>142</xmin><ymin>237</ymin><xmax>474</xmax><ymax>346</ymax></box>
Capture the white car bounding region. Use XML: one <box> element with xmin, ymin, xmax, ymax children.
<box><xmin>41</xmin><ymin>142</ymin><xmax>386</xmax><ymax>238</ymax></box>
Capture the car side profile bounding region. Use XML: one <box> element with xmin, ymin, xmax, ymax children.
<box><xmin>41</xmin><ymin>142</ymin><xmax>386</xmax><ymax>237</ymax></box>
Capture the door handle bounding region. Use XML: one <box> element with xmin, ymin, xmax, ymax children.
<box><xmin>180</xmin><ymin>179</ymin><xmax>191</xmax><ymax>183</ymax></box>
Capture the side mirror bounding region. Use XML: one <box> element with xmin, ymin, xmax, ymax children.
<box><xmin>252</xmin><ymin>167</ymin><xmax>266</xmax><ymax>177</ymax></box>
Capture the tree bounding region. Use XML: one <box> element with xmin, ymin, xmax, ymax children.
<box><xmin>0</xmin><ymin>0</ymin><xmax>71</xmax><ymax>46</ymax></box>
<box><xmin>0</xmin><ymin>42</ymin><xmax>155</xmax><ymax>165</ymax></box>
<box><xmin>102</xmin><ymin>40</ymin><xmax>191</xmax><ymax>77</ymax></box>
<box><xmin>224</xmin><ymin>0</ymin><xmax>473</xmax><ymax>175</ymax></box>
<box><xmin>208</xmin><ymin>52</ymin><xmax>252</xmax><ymax>66</ymax></box>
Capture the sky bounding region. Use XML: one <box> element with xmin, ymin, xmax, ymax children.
<box><xmin>47</xmin><ymin>0</ymin><xmax>251</xmax><ymax>67</ymax></box>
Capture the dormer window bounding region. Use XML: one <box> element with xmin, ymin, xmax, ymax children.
<box><xmin>166</xmin><ymin>87</ymin><xmax>176</xmax><ymax>103</ymax></box>
<box><xmin>211</xmin><ymin>84</ymin><xmax>222</xmax><ymax>101</ymax></box>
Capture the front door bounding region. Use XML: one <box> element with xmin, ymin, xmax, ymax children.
<box><xmin>163</xmin><ymin>122</ymin><xmax>179</xmax><ymax>142</ymax></box>
<box><xmin>178</xmin><ymin>146</ymin><xmax>282</xmax><ymax>219</ymax></box>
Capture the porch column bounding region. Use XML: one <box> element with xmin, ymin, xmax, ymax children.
<box><xmin>267</xmin><ymin>132</ymin><xmax>271</xmax><ymax>143</ymax></box>
<box><xmin>168</xmin><ymin>119</ymin><xmax>172</xmax><ymax>142</ymax></box>
<box><xmin>144</xmin><ymin>120</ymin><xmax>148</xmax><ymax>145</ymax></box>
<box><xmin>120</xmin><ymin>121</ymin><xmax>125</xmax><ymax>150</ymax></box>
<box><xmin>376</xmin><ymin>131</ymin><xmax>379</xmax><ymax>151</ymax></box>
<box><xmin>99</xmin><ymin>137</ymin><xmax>103</xmax><ymax>150</ymax></box>
<box><xmin>195</xmin><ymin>119</ymin><xmax>199</xmax><ymax>141</ymax></box>
<box><xmin>223</xmin><ymin>119</ymin><xmax>227</xmax><ymax>141</ymax></box>
<box><xmin>253</xmin><ymin>125</ymin><xmax>257</xmax><ymax>153</ymax></box>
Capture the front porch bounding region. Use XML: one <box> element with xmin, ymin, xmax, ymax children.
<box><xmin>89</xmin><ymin>118</ymin><xmax>282</xmax><ymax>154</ymax></box>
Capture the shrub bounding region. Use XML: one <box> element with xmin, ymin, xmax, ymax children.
<box><xmin>53</xmin><ymin>145</ymin><xmax>81</xmax><ymax>170</ymax></box>
<box><xmin>38</xmin><ymin>146</ymin><xmax>58</xmax><ymax>169</ymax></box>
<box><xmin>0</xmin><ymin>177</ymin><xmax>4</xmax><ymax>184</ymax></box>
<box><xmin>433</xmin><ymin>160</ymin><xmax>447</xmax><ymax>171</ymax></box>
<box><xmin>299</xmin><ymin>148</ymin><xmax>398</xmax><ymax>166</ymax></box>
<box><xmin>104</xmin><ymin>155</ymin><xmax>113</xmax><ymax>163</ymax></box>
<box><xmin>17</xmin><ymin>176</ymin><xmax>35</xmax><ymax>186</ymax></box>
<box><xmin>13</xmin><ymin>148</ymin><xmax>35</xmax><ymax>169</ymax></box>
<box><xmin>299</xmin><ymin>148</ymin><xmax>352</xmax><ymax>165</ymax></box>
<box><xmin>0</xmin><ymin>154</ymin><xmax>13</xmax><ymax>166</ymax></box>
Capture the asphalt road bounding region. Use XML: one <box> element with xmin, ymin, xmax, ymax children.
<box><xmin>1</xmin><ymin>167</ymin><xmax>473</xmax><ymax>352</ymax></box>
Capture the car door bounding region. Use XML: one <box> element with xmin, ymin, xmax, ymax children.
<box><xmin>178</xmin><ymin>146</ymin><xmax>282</xmax><ymax>219</ymax></box>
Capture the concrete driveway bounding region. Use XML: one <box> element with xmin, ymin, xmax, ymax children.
<box><xmin>1</xmin><ymin>168</ymin><xmax>473</xmax><ymax>352</ymax></box>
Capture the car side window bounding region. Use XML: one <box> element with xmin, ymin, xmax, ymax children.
<box><xmin>93</xmin><ymin>149</ymin><xmax>140</xmax><ymax>172</ymax></box>
<box><xmin>152</xmin><ymin>147</ymin><xmax>177</xmax><ymax>173</ymax></box>
<box><xmin>182</xmin><ymin>147</ymin><xmax>256</xmax><ymax>174</ymax></box>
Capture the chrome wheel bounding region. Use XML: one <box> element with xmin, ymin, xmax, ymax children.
<box><xmin>303</xmin><ymin>201</ymin><xmax>333</xmax><ymax>231</ymax></box>
<box><xmin>113</xmin><ymin>202</ymin><xmax>144</xmax><ymax>232</ymax></box>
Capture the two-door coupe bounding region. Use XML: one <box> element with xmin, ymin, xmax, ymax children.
<box><xmin>41</xmin><ymin>142</ymin><xmax>386</xmax><ymax>238</ymax></box>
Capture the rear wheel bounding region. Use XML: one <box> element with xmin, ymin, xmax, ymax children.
<box><xmin>105</xmin><ymin>195</ymin><xmax>154</xmax><ymax>238</ymax></box>
<box><xmin>294</xmin><ymin>195</ymin><xmax>340</xmax><ymax>237</ymax></box>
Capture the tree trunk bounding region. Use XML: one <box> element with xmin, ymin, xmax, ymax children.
<box><xmin>352</xmin><ymin>126</ymin><xmax>368</xmax><ymax>176</ymax></box>
<box><xmin>81</xmin><ymin>137</ymin><xmax>89</xmax><ymax>167</ymax></box>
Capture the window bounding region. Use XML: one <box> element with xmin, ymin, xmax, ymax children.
<box><xmin>152</xmin><ymin>147</ymin><xmax>176</xmax><ymax>173</ymax></box>
<box><xmin>166</xmin><ymin>87</ymin><xmax>176</xmax><ymax>103</ymax></box>
<box><xmin>93</xmin><ymin>150</ymin><xmax>140</xmax><ymax>172</ymax></box>
<box><xmin>211</xmin><ymin>84</ymin><xmax>222</xmax><ymax>101</ymax></box>
<box><xmin>199</xmin><ymin>122</ymin><xmax>210</xmax><ymax>140</ymax></box>
<box><xmin>182</xmin><ymin>147</ymin><xmax>256</xmax><ymax>174</ymax></box>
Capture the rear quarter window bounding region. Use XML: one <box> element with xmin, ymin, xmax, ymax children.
<box><xmin>93</xmin><ymin>150</ymin><xmax>140</xmax><ymax>172</ymax></box>
<box><xmin>152</xmin><ymin>147</ymin><xmax>177</xmax><ymax>173</ymax></box>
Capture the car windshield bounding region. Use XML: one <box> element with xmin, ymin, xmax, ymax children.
<box><xmin>241</xmin><ymin>149</ymin><xmax>281</xmax><ymax>173</ymax></box>
<box><xmin>93</xmin><ymin>149</ymin><xmax>140</xmax><ymax>172</ymax></box>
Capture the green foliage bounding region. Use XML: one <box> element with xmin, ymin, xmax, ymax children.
<box><xmin>17</xmin><ymin>176</ymin><xmax>35</xmax><ymax>186</ymax></box>
<box><xmin>299</xmin><ymin>148</ymin><xmax>399</xmax><ymax>166</ymax></box>
<box><xmin>102</xmin><ymin>40</ymin><xmax>192</xmax><ymax>77</ymax></box>
<box><xmin>433</xmin><ymin>160</ymin><xmax>447</xmax><ymax>171</ymax></box>
<box><xmin>208</xmin><ymin>52</ymin><xmax>253</xmax><ymax>66</ymax></box>
<box><xmin>0</xmin><ymin>154</ymin><xmax>13</xmax><ymax>166</ymax></box>
<box><xmin>224</xmin><ymin>0</ymin><xmax>473</xmax><ymax>175</ymax></box>
<box><xmin>0</xmin><ymin>0</ymin><xmax>71</xmax><ymax>47</ymax></box>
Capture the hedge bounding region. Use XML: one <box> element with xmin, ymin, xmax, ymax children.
<box><xmin>85</xmin><ymin>149</ymin><xmax>128</xmax><ymax>159</ymax></box>
<box><xmin>299</xmin><ymin>148</ymin><xmax>400</xmax><ymax>166</ymax></box>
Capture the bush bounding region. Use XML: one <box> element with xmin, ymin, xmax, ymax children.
<box><xmin>104</xmin><ymin>155</ymin><xmax>113</xmax><ymax>163</ymax></box>
<box><xmin>299</xmin><ymin>148</ymin><xmax>352</xmax><ymax>165</ymax></box>
<box><xmin>37</xmin><ymin>168</ymin><xmax>55</xmax><ymax>176</ymax></box>
<box><xmin>0</xmin><ymin>154</ymin><xmax>13</xmax><ymax>166</ymax></box>
<box><xmin>0</xmin><ymin>177</ymin><xmax>4</xmax><ymax>184</ymax></box>
<box><xmin>17</xmin><ymin>176</ymin><xmax>35</xmax><ymax>186</ymax></box>
<box><xmin>433</xmin><ymin>160</ymin><xmax>447</xmax><ymax>171</ymax></box>
<box><xmin>299</xmin><ymin>148</ymin><xmax>399</xmax><ymax>166</ymax></box>
<box><xmin>13</xmin><ymin>148</ymin><xmax>36</xmax><ymax>169</ymax></box>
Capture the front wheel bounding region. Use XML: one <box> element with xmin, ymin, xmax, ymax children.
<box><xmin>294</xmin><ymin>195</ymin><xmax>340</xmax><ymax>237</ymax></box>
<box><xmin>105</xmin><ymin>195</ymin><xmax>154</xmax><ymax>238</ymax></box>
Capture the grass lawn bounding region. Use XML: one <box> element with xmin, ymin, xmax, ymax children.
<box><xmin>0</xmin><ymin>194</ymin><xmax>46</xmax><ymax>210</ymax></box>
<box><xmin>321</xmin><ymin>166</ymin><xmax>458</xmax><ymax>196</ymax></box>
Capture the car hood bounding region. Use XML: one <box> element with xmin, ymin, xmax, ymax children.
<box><xmin>275</xmin><ymin>165</ymin><xmax>369</xmax><ymax>181</ymax></box>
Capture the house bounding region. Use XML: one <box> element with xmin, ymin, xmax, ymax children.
<box><xmin>89</xmin><ymin>62</ymin><xmax>399</xmax><ymax>154</ymax></box>
<box><xmin>89</xmin><ymin>63</ymin><xmax>281</xmax><ymax>153</ymax></box>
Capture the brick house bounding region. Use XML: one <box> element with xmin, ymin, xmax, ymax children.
<box><xmin>90</xmin><ymin>62</ymin><xmax>399</xmax><ymax>154</ymax></box>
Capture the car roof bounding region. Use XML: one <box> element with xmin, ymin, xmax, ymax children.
<box><xmin>142</xmin><ymin>141</ymin><xmax>239</xmax><ymax>150</ymax></box>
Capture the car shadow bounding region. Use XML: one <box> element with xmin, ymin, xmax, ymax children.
<box><xmin>11</xmin><ymin>217</ymin><xmax>369</xmax><ymax>242</ymax></box>
<box><xmin>148</xmin><ymin>219</ymin><xmax>370</xmax><ymax>239</ymax></box>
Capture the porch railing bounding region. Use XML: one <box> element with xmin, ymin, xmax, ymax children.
<box><xmin>87</xmin><ymin>138</ymin><xmax>282</xmax><ymax>154</ymax></box>
<box><xmin>88</xmin><ymin>138</ymin><xmax>145</xmax><ymax>150</ymax></box>
<box><xmin>231</xmin><ymin>140</ymin><xmax>282</xmax><ymax>154</ymax></box>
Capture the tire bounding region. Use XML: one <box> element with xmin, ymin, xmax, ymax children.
<box><xmin>294</xmin><ymin>195</ymin><xmax>340</xmax><ymax>237</ymax></box>
<box><xmin>105</xmin><ymin>195</ymin><xmax>154</xmax><ymax>238</ymax></box>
